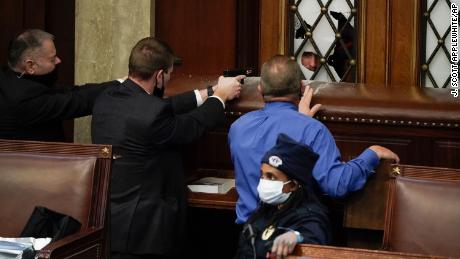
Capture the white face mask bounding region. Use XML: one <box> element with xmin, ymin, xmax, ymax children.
<box><xmin>257</xmin><ymin>179</ymin><xmax>292</xmax><ymax>205</ymax></box>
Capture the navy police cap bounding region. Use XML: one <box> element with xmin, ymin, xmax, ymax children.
<box><xmin>261</xmin><ymin>133</ymin><xmax>319</xmax><ymax>188</ymax></box>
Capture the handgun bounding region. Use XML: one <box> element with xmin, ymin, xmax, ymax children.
<box><xmin>223</xmin><ymin>68</ymin><xmax>256</xmax><ymax>84</ymax></box>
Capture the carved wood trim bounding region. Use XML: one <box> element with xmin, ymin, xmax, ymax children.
<box><xmin>357</xmin><ymin>0</ymin><xmax>367</xmax><ymax>83</ymax></box>
<box><xmin>236</xmin><ymin>0</ymin><xmax>260</xmax><ymax>71</ymax></box>
<box><xmin>259</xmin><ymin>0</ymin><xmax>289</xmax><ymax>63</ymax></box>
<box><xmin>314</xmin><ymin>115</ymin><xmax>460</xmax><ymax>129</ymax></box>
<box><xmin>359</xmin><ymin>0</ymin><xmax>390</xmax><ymax>84</ymax></box>
<box><xmin>388</xmin><ymin>0</ymin><xmax>421</xmax><ymax>87</ymax></box>
<box><xmin>294</xmin><ymin>243</ymin><xmax>444</xmax><ymax>258</ymax></box>
<box><xmin>361</xmin><ymin>0</ymin><xmax>421</xmax><ymax>86</ymax></box>
<box><xmin>413</xmin><ymin>0</ymin><xmax>422</xmax><ymax>87</ymax></box>
<box><xmin>0</xmin><ymin>139</ymin><xmax>112</xmax><ymax>158</ymax></box>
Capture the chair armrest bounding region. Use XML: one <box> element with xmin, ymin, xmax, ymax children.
<box><xmin>37</xmin><ymin>227</ymin><xmax>104</xmax><ymax>259</ymax></box>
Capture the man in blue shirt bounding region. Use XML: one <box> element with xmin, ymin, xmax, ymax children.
<box><xmin>229</xmin><ymin>55</ymin><xmax>400</xmax><ymax>224</ymax></box>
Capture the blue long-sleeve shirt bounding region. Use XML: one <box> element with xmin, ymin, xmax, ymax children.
<box><xmin>228</xmin><ymin>102</ymin><xmax>379</xmax><ymax>224</ymax></box>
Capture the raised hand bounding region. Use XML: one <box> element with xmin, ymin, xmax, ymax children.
<box><xmin>299</xmin><ymin>82</ymin><xmax>322</xmax><ymax>117</ymax></box>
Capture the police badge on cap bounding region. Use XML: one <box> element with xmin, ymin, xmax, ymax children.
<box><xmin>268</xmin><ymin>156</ymin><xmax>283</xmax><ymax>167</ymax></box>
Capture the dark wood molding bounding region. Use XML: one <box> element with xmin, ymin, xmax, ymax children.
<box><xmin>0</xmin><ymin>139</ymin><xmax>112</xmax><ymax>158</ymax></box>
<box><xmin>294</xmin><ymin>243</ymin><xmax>444</xmax><ymax>258</ymax></box>
<box><xmin>236</xmin><ymin>0</ymin><xmax>260</xmax><ymax>73</ymax></box>
<box><xmin>259</xmin><ymin>0</ymin><xmax>288</xmax><ymax>64</ymax></box>
<box><xmin>361</xmin><ymin>0</ymin><xmax>421</xmax><ymax>86</ymax></box>
<box><xmin>388</xmin><ymin>0</ymin><xmax>421</xmax><ymax>87</ymax></box>
<box><xmin>360</xmin><ymin>0</ymin><xmax>390</xmax><ymax>84</ymax></box>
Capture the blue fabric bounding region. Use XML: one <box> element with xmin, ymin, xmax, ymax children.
<box><xmin>229</xmin><ymin>102</ymin><xmax>380</xmax><ymax>224</ymax></box>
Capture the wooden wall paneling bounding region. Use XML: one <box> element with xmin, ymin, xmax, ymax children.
<box><xmin>359</xmin><ymin>0</ymin><xmax>389</xmax><ymax>85</ymax></box>
<box><xmin>259</xmin><ymin>0</ymin><xmax>288</xmax><ymax>64</ymax></box>
<box><xmin>45</xmin><ymin>0</ymin><xmax>76</xmax><ymax>142</ymax></box>
<box><xmin>236</xmin><ymin>0</ymin><xmax>260</xmax><ymax>72</ymax></box>
<box><xmin>0</xmin><ymin>0</ymin><xmax>24</xmax><ymax>65</ymax></box>
<box><xmin>183</xmin><ymin>129</ymin><xmax>233</xmax><ymax>173</ymax></box>
<box><xmin>413</xmin><ymin>137</ymin><xmax>434</xmax><ymax>167</ymax></box>
<box><xmin>45</xmin><ymin>0</ymin><xmax>75</xmax><ymax>87</ymax></box>
<box><xmin>22</xmin><ymin>0</ymin><xmax>46</xmax><ymax>29</ymax></box>
<box><xmin>360</xmin><ymin>0</ymin><xmax>421</xmax><ymax>86</ymax></box>
<box><xmin>334</xmin><ymin>135</ymin><xmax>413</xmax><ymax>164</ymax></box>
<box><xmin>388</xmin><ymin>0</ymin><xmax>420</xmax><ymax>87</ymax></box>
<box><xmin>432</xmin><ymin>140</ymin><xmax>460</xmax><ymax>168</ymax></box>
<box><xmin>324</xmin><ymin>121</ymin><xmax>460</xmax><ymax>168</ymax></box>
<box><xmin>155</xmin><ymin>0</ymin><xmax>237</xmax><ymax>76</ymax></box>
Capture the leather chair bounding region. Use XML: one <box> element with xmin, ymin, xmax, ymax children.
<box><xmin>382</xmin><ymin>164</ymin><xmax>460</xmax><ymax>258</ymax></box>
<box><xmin>0</xmin><ymin>139</ymin><xmax>112</xmax><ymax>259</ymax></box>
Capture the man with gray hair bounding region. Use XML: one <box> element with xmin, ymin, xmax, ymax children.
<box><xmin>229</xmin><ymin>55</ymin><xmax>400</xmax><ymax>225</ymax></box>
<box><xmin>0</xmin><ymin>29</ymin><xmax>119</xmax><ymax>141</ymax></box>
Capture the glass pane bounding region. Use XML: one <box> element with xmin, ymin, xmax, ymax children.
<box><xmin>422</xmin><ymin>0</ymin><xmax>456</xmax><ymax>89</ymax></box>
<box><xmin>291</xmin><ymin>0</ymin><xmax>357</xmax><ymax>82</ymax></box>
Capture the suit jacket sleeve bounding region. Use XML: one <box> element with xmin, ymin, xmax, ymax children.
<box><xmin>166</xmin><ymin>90</ymin><xmax>198</xmax><ymax>115</ymax></box>
<box><xmin>150</xmin><ymin>97</ymin><xmax>224</xmax><ymax>145</ymax></box>
<box><xmin>19</xmin><ymin>80</ymin><xmax>119</xmax><ymax>125</ymax></box>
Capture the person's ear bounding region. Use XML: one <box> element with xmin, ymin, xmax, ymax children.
<box><xmin>155</xmin><ymin>69</ymin><xmax>164</xmax><ymax>82</ymax></box>
<box><xmin>288</xmin><ymin>180</ymin><xmax>299</xmax><ymax>192</ymax></box>
<box><xmin>24</xmin><ymin>59</ymin><xmax>36</xmax><ymax>75</ymax></box>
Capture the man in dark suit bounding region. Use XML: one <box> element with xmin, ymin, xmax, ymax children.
<box><xmin>0</xmin><ymin>29</ymin><xmax>119</xmax><ymax>141</ymax></box>
<box><xmin>91</xmin><ymin>37</ymin><xmax>243</xmax><ymax>259</ymax></box>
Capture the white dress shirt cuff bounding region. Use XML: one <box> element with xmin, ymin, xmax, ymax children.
<box><xmin>194</xmin><ymin>90</ymin><xmax>204</xmax><ymax>107</ymax></box>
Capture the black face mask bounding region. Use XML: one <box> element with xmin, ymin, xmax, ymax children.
<box><xmin>152</xmin><ymin>73</ymin><xmax>165</xmax><ymax>98</ymax></box>
<box><xmin>22</xmin><ymin>67</ymin><xmax>59</xmax><ymax>88</ymax></box>
<box><xmin>153</xmin><ymin>85</ymin><xmax>165</xmax><ymax>97</ymax></box>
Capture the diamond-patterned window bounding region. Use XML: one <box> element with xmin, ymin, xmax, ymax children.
<box><xmin>421</xmin><ymin>0</ymin><xmax>457</xmax><ymax>88</ymax></box>
<box><xmin>290</xmin><ymin>0</ymin><xmax>357</xmax><ymax>82</ymax></box>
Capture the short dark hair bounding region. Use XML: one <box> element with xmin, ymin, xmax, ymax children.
<box><xmin>302</xmin><ymin>51</ymin><xmax>317</xmax><ymax>58</ymax></box>
<box><xmin>7</xmin><ymin>29</ymin><xmax>54</xmax><ymax>68</ymax></box>
<box><xmin>128</xmin><ymin>37</ymin><xmax>174</xmax><ymax>80</ymax></box>
<box><xmin>260</xmin><ymin>55</ymin><xmax>302</xmax><ymax>97</ymax></box>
